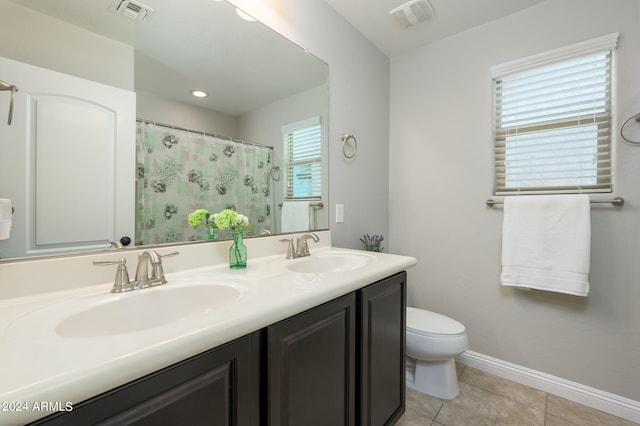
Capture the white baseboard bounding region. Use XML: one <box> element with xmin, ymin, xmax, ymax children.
<box><xmin>457</xmin><ymin>350</ymin><xmax>640</xmax><ymax>424</ymax></box>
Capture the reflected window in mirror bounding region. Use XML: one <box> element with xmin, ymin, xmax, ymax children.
<box><xmin>282</xmin><ymin>117</ymin><xmax>322</xmax><ymax>200</ymax></box>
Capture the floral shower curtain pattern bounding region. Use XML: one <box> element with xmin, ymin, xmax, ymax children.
<box><xmin>136</xmin><ymin>121</ymin><xmax>273</xmax><ymax>245</ymax></box>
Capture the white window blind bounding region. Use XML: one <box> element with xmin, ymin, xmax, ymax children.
<box><xmin>282</xmin><ymin>117</ymin><xmax>322</xmax><ymax>199</ymax></box>
<box><xmin>492</xmin><ymin>33</ymin><xmax>618</xmax><ymax>195</ymax></box>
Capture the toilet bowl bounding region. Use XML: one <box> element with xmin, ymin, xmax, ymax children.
<box><xmin>406</xmin><ymin>307</ymin><xmax>468</xmax><ymax>399</ymax></box>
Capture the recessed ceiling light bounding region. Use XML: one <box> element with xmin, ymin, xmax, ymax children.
<box><xmin>190</xmin><ymin>89</ymin><xmax>207</xmax><ymax>98</ymax></box>
<box><xmin>236</xmin><ymin>8</ymin><xmax>256</xmax><ymax>22</ymax></box>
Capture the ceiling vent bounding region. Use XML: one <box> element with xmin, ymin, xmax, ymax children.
<box><xmin>111</xmin><ymin>0</ymin><xmax>155</xmax><ymax>23</ymax></box>
<box><xmin>390</xmin><ymin>0</ymin><xmax>434</xmax><ymax>28</ymax></box>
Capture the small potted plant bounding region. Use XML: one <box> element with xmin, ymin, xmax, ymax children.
<box><xmin>360</xmin><ymin>234</ymin><xmax>384</xmax><ymax>252</ymax></box>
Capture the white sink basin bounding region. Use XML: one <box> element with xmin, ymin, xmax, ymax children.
<box><xmin>5</xmin><ymin>277</ymin><xmax>247</xmax><ymax>339</ymax></box>
<box><xmin>56</xmin><ymin>283</ymin><xmax>242</xmax><ymax>338</ymax></box>
<box><xmin>286</xmin><ymin>252</ymin><xmax>376</xmax><ymax>273</ymax></box>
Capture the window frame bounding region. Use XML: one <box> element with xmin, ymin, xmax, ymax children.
<box><xmin>281</xmin><ymin>116</ymin><xmax>322</xmax><ymax>200</ymax></box>
<box><xmin>491</xmin><ymin>33</ymin><xmax>618</xmax><ymax>196</ymax></box>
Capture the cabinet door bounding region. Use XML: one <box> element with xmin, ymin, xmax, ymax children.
<box><xmin>358</xmin><ymin>272</ymin><xmax>407</xmax><ymax>425</ymax></box>
<box><xmin>267</xmin><ymin>293</ymin><xmax>356</xmax><ymax>426</ymax></box>
<box><xmin>30</xmin><ymin>333</ymin><xmax>260</xmax><ymax>426</ymax></box>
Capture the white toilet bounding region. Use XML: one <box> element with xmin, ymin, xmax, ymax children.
<box><xmin>406</xmin><ymin>307</ymin><xmax>468</xmax><ymax>399</ymax></box>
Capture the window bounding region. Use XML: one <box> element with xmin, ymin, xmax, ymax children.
<box><xmin>492</xmin><ymin>33</ymin><xmax>618</xmax><ymax>195</ymax></box>
<box><xmin>282</xmin><ymin>117</ymin><xmax>322</xmax><ymax>199</ymax></box>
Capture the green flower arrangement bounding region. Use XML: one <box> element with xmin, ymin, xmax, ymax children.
<box><xmin>213</xmin><ymin>209</ymin><xmax>252</xmax><ymax>269</ymax></box>
<box><xmin>188</xmin><ymin>208</ymin><xmax>217</xmax><ymax>230</ymax></box>
<box><xmin>360</xmin><ymin>234</ymin><xmax>384</xmax><ymax>252</ymax></box>
<box><xmin>213</xmin><ymin>209</ymin><xmax>253</xmax><ymax>233</ymax></box>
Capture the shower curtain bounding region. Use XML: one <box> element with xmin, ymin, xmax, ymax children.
<box><xmin>136</xmin><ymin>121</ymin><xmax>273</xmax><ymax>245</ymax></box>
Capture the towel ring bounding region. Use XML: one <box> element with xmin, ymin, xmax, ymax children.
<box><xmin>341</xmin><ymin>133</ymin><xmax>357</xmax><ymax>159</ymax></box>
<box><xmin>270</xmin><ymin>166</ymin><xmax>281</xmax><ymax>181</ymax></box>
<box><xmin>620</xmin><ymin>112</ymin><xmax>640</xmax><ymax>145</ymax></box>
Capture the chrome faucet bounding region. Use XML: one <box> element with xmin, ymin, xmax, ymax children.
<box><xmin>280</xmin><ymin>233</ymin><xmax>319</xmax><ymax>259</ymax></box>
<box><xmin>133</xmin><ymin>250</ymin><xmax>178</xmax><ymax>289</ymax></box>
<box><xmin>296</xmin><ymin>233</ymin><xmax>320</xmax><ymax>257</ymax></box>
<box><xmin>94</xmin><ymin>250</ymin><xmax>178</xmax><ymax>293</ymax></box>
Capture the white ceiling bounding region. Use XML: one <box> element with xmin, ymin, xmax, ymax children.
<box><xmin>324</xmin><ymin>0</ymin><xmax>546</xmax><ymax>57</ymax></box>
<box><xmin>10</xmin><ymin>0</ymin><xmax>327</xmax><ymax>116</ymax></box>
<box><xmin>9</xmin><ymin>0</ymin><xmax>548</xmax><ymax>115</ymax></box>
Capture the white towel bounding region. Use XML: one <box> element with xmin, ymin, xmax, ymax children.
<box><xmin>500</xmin><ymin>195</ymin><xmax>591</xmax><ymax>296</ymax></box>
<box><xmin>281</xmin><ymin>201</ymin><xmax>311</xmax><ymax>232</ymax></box>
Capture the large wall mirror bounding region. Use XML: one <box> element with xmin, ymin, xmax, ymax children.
<box><xmin>0</xmin><ymin>0</ymin><xmax>329</xmax><ymax>261</ymax></box>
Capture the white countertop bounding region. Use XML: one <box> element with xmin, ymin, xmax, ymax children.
<box><xmin>0</xmin><ymin>237</ymin><xmax>416</xmax><ymax>425</ymax></box>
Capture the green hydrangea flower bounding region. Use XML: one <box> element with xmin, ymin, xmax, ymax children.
<box><xmin>188</xmin><ymin>209</ymin><xmax>210</xmax><ymax>228</ymax></box>
<box><xmin>213</xmin><ymin>209</ymin><xmax>252</xmax><ymax>232</ymax></box>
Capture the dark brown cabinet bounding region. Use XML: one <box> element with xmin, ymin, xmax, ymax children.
<box><xmin>266</xmin><ymin>292</ymin><xmax>357</xmax><ymax>426</ymax></box>
<box><xmin>30</xmin><ymin>272</ymin><xmax>407</xmax><ymax>426</ymax></box>
<box><xmin>265</xmin><ymin>271</ymin><xmax>406</xmax><ymax>426</ymax></box>
<box><xmin>29</xmin><ymin>333</ymin><xmax>261</xmax><ymax>426</ymax></box>
<box><xmin>358</xmin><ymin>272</ymin><xmax>406</xmax><ymax>425</ymax></box>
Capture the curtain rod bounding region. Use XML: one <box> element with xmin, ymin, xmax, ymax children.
<box><xmin>136</xmin><ymin>118</ymin><xmax>274</xmax><ymax>150</ymax></box>
<box><xmin>486</xmin><ymin>197</ymin><xmax>624</xmax><ymax>207</ymax></box>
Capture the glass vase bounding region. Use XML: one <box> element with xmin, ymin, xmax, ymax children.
<box><xmin>229</xmin><ymin>230</ymin><xmax>247</xmax><ymax>269</ymax></box>
<box><xmin>207</xmin><ymin>226</ymin><xmax>217</xmax><ymax>241</ymax></box>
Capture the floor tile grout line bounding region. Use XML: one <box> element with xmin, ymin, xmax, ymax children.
<box><xmin>404</xmin><ymin>366</ymin><xmax>637</xmax><ymax>426</ymax></box>
<box><xmin>432</xmin><ymin>398</ymin><xmax>445</xmax><ymax>425</ymax></box>
<box><xmin>457</xmin><ymin>378</ymin><xmax>548</xmax><ymax>418</ymax></box>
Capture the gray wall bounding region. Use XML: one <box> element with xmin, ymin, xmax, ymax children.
<box><xmin>389</xmin><ymin>0</ymin><xmax>640</xmax><ymax>401</ymax></box>
<box><xmin>136</xmin><ymin>90</ymin><xmax>239</xmax><ymax>138</ymax></box>
<box><xmin>230</xmin><ymin>0</ymin><xmax>391</xmax><ymax>249</ymax></box>
<box><xmin>0</xmin><ymin>0</ymin><xmax>133</xmax><ymax>90</ymax></box>
<box><xmin>239</xmin><ymin>84</ymin><xmax>330</xmax><ymax>232</ymax></box>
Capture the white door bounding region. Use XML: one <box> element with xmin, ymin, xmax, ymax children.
<box><xmin>0</xmin><ymin>56</ymin><xmax>135</xmax><ymax>258</ymax></box>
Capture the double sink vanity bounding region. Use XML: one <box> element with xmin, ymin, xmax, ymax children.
<box><xmin>0</xmin><ymin>231</ymin><xmax>416</xmax><ymax>425</ymax></box>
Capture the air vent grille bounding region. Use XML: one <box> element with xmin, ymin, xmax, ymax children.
<box><xmin>111</xmin><ymin>0</ymin><xmax>155</xmax><ymax>23</ymax></box>
<box><xmin>390</xmin><ymin>0</ymin><xmax>434</xmax><ymax>28</ymax></box>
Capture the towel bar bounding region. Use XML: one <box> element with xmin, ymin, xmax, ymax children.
<box><xmin>486</xmin><ymin>197</ymin><xmax>624</xmax><ymax>207</ymax></box>
<box><xmin>278</xmin><ymin>202</ymin><xmax>324</xmax><ymax>208</ymax></box>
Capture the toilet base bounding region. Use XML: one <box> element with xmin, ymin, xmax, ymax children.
<box><xmin>406</xmin><ymin>357</ymin><xmax>460</xmax><ymax>400</ymax></box>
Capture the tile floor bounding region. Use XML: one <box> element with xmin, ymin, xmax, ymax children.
<box><xmin>397</xmin><ymin>364</ymin><xmax>639</xmax><ymax>426</ymax></box>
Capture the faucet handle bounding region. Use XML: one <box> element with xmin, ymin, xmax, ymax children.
<box><xmin>93</xmin><ymin>258</ymin><xmax>132</xmax><ymax>293</ymax></box>
<box><xmin>279</xmin><ymin>238</ymin><xmax>294</xmax><ymax>259</ymax></box>
<box><xmin>149</xmin><ymin>251</ymin><xmax>179</xmax><ymax>284</ymax></box>
<box><xmin>158</xmin><ymin>251</ymin><xmax>179</xmax><ymax>258</ymax></box>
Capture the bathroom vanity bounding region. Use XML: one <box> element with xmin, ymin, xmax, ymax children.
<box><xmin>28</xmin><ymin>272</ymin><xmax>405</xmax><ymax>425</ymax></box>
<box><xmin>0</xmin><ymin>232</ymin><xmax>416</xmax><ymax>426</ymax></box>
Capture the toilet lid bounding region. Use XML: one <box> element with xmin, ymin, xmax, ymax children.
<box><xmin>406</xmin><ymin>307</ymin><xmax>466</xmax><ymax>336</ymax></box>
